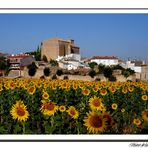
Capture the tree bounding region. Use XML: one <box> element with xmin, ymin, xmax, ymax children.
<box><xmin>43</xmin><ymin>55</ymin><xmax>48</xmax><ymax>63</ymax></box>
<box><xmin>98</xmin><ymin>64</ymin><xmax>105</xmax><ymax>74</ymax></box>
<box><xmin>0</xmin><ymin>56</ymin><xmax>10</xmax><ymax>76</ymax></box>
<box><xmin>56</xmin><ymin>69</ymin><xmax>63</xmax><ymax>76</ymax></box>
<box><xmin>50</xmin><ymin>59</ymin><xmax>58</xmax><ymax>67</ymax></box>
<box><xmin>126</xmin><ymin>68</ymin><xmax>135</xmax><ymax>75</ymax></box>
<box><xmin>103</xmin><ymin>67</ymin><xmax>113</xmax><ymax>78</ymax></box>
<box><xmin>27</xmin><ymin>62</ymin><xmax>38</xmax><ymax>77</ymax></box>
<box><xmin>88</xmin><ymin>69</ymin><xmax>96</xmax><ymax>78</ymax></box>
<box><xmin>25</xmin><ymin>44</ymin><xmax>41</xmax><ymax>61</ymax></box>
<box><xmin>88</xmin><ymin>62</ymin><xmax>98</xmax><ymax>69</ymax></box>
<box><xmin>122</xmin><ymin>70</ymin><xmax>130</xmax><ymax>78</ymax></box>
<box><xmin>52</xmin><ymin>74</ymin><xmax>57</xmax><ymax>80</ymax></box>
<box><xmin>63</xmin><ymin>75</ymin><xmax>69</xmax><ymax>80</ymax></box>
<box><xmin>35</xmin><ymin>45</ymin><xmax>41</xmax><ymax>61</ymax></box>
<box><xmin>112</xmin><ymin>64</ymin><xmax>124</xmax><ymax>70</ymax></box>
<box><xmin>121</xmin><ymin>68</ymin><xmax>135</xmax><ymax>78</ymax></box>
<box><xmin>43</xmin><ymin>67</ymin><xmax>50</xmax><ymax>77</ymax></box>
<box><xmin>0</xmin><ymin>56</ymin><xmax>7</xmax><ymax>70</ymax></box>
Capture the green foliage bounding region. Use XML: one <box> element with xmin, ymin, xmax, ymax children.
<box><xmin>0</xmin><ymin>79</ymin><xmax>148</xmax><ymax>134</ymax></box>
<box><xmin>112</xmin><ymin>64</ymin><xmax>124</xmax><ymax>70</ymax></box>
<box><xmin>98</xmin><ymin>64</ymin><xmax>105</xmax><ymax>74</ymax></box>
<box><xmin>56</xmin><ymin>69</ymin><xmax>63</xmax><ymax>76</ymax></box>
<box><xmin>103</xmin><ymin>67</ymin><xmax>113</xmax><ymax>78</ymax></box>
<box><xmin>0</xmin><ymin>56</ymin><xmax>10</xmax><ymax>76</ymax></box>
<box><xmin>52</xmin><ymin>74</ymin><xmax>57</xmax><ymax>80</ymax></box>
<box><xmin>26</xmin><ymin>44</ymin><xmax>41</xmax><ymax>61</ymax></box>
<box><xmin>126</xmin><ymin>68</ymin><xmax>135</xmax><ymax>75</ymax></box>
<box><xmin>88</xmin><ymin>69</ymin><xmax>96</xmax><ymax>78</ymax></box>
<box><xmin>63</xmin><ymin>75</ymin><xmax>69</xmax><ymax>80</ymax></box>
<box><xmin>43</xmin><ymin>67</ymin><xmax>50</xmax><ymax>77</ymax></box>
<box><xmin>122</xmin><ymin>70</ymin><xmax>130</xmax><ymax>78</ymax></box>
<box><xmin>0</xmin><ymin>56</ymin><xmax>8</xmax><ymax>70</ymax></box>
<box><xmin>27</xmin><ymin>62</ymin><xmax>38</xmax><ymax>77</ymax></box>
<box><xmin>42</xmin><ymin>55</ymin><xmax>48</xmax><ymax>63</ymax></box>
<box><xmin>88</xmin><ymin>62</ymin><xmax>98</xmax><ymax>69</ymax></box>
<box><xmin>50</xmin><ymin>59</ymin><xmax>58</xmax><ymax>67</ymax></box>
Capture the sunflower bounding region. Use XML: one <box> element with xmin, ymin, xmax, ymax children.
<box><xmin>4</xmin><ymin>82</ymin><xmax>9</xmax><ymax>90</ymax></box>
<box><xmin>83</xmin><ymin>111</ymin><xmax>107</xmax><ymax>134</ymax></box>
<box><xmin>72</xmin><ymin>83</ymin><xmax>78</xmax><ymax>90</ymax></box>
<box><xmin>61</xmin><ymin>82</ymin><xmax>68</xmax><ymax>90</ymax></box>
<box><xmin>0</xmin><ymin>85</ymin><xmax>3</xmax><ymax>92</ymax></box>
<box><xmin>93</xmin><ymin>86</ymin><xmax>99</xmax><ymax>93</ymax></box>
<box><xmin>67</xmin><ymin>106</ymin><xmax>79</xmax><ymax>119</ymax></box>
<box><xmin>128</xmin><ymin>87</ymin><xmax>134</xmax><ymax>92</ymax></box>
<box><xmin>42</xmin><ymin>91</ymin><xmax>49</xmax><ymax>100</ymax></box>
<box><xmin>141</xmin><ymin>95</ymin><xmax>147</xmax><ymax>101</ymax></box>
<box><xmin>111</xmin><ymin>103</ymin><xmax>118</xmax><ymax>110</ymax></box>
<box><xmin>109</xmin><ymin>86</ymin><xmax>116</xmax><ymax>94</ymax></box>
<box><xmin>36</xmin><ymin>81</ymin><xmax>42</xmax><ymax>88</ymax></box>
<box><xmin>79</xmin><ymin>83</ymin><xmax>84</xmax><ymax>89</ymax></box>
<box><xmin>100</xmin><ymin>89</ymin><xmax>107</xmax><ymax>96</ymax></box>
<box><xmin>133</xmin><ymin>118</ymin><xmax>141</xmax><ymax>126</ymax></box>
<box><xmin>122</xmin><ymin>88</ymin><xmax>127</xmax><ymax>94</ymax></box>
<box><xmin>8</xmin><ymin>80</ymin><xmax>15</xmax><ymax>89</ymax></box>
<box><xmin>27</xmin><ymin>86</ymin><xmax>36</xmax><ymax>95</ymax></box>
<box><xmin>121</xmin><ymin>108</ymin><xmax>125</xmax><ymax>113</ymax></box>
<box><xmin>10</xmin><ymin>100</ymin><xmax>29</xmax><ymax>122</ymax></box>
<box><xmin>40</xmin><ymin>101</ymin><xmax>58</xmax><ymax>116</ymax></box>
<box><xmin>59</xmin><ymin>105</ymin><xmax>66</xmax><ymax>112</ymax></box>
<box><xmin>51</xmin><ymin>82</ymin><xmax>57</xmax><ymax>90</ymax></box>
<box><xmin>82</xmin><ymin>89</ymin><xmax>90</xmax><ymax>96</ymax></box>
<box><xmin>89</xmin><ymin>96</ymin><xmax>103</xmax><ymax>111</ymax></box>
<box><xmin>142</xmin><ymin>109</ymin><xmax>148</xmax><ymax>122</ymax></box>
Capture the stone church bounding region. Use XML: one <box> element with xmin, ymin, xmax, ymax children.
<box><xmin>41</xmin><ymin>38</ymin><xmax>80</xmax><ymax>61</ymax></box>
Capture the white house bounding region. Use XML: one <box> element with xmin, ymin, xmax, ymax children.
<box><xmin>58</xmin><ymin>60</ymin><xmax>90</xmax><ymax>70</ymax></box>
<box><xmin>90</xmin><ymin>56</ymin><xmax>119</xmax><ymax>66</ymax></box>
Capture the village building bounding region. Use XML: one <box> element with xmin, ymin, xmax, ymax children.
<box><xmin>120</xmin><ymin>60</ymin><xmax>148</xmax><ymax>81</ymax></box>
<box><xmin>8</xmin><ymin>54</ymin><xmax>32</xmax><ymax>70</ymax></box>
<box><xmin>84</xmin><ymin>56</ymin><xmax>119</xmax><ymax>66</ymax></box>
<box><xmin>41</xmin><ymin>38</ymin><xmax>80</xmax><ymax>61</ymax></box>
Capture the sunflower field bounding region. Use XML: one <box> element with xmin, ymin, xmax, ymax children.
<box><xmin>0</xmin><ymin>78</ymin><xmax>148</xmax><ymax>134</ymax></box>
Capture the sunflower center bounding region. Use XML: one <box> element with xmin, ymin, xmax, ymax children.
<box><xmin>29</xmin><ymin>87</ymin><xmax>34</xmax><ymax>92</ymax></box>
<box><xmin>44</xmin><ymin>103</ymin><xmax>54</xmax><ymax>111</ymax></box>
<box><xmin>44</xmin><ymin>94</ymin><xmax>48</xmax><ymax>97</ymax></box>
<box><xmin>92</xmin><ymin>99</ymin><xmax>100</xmax><ymax>107</ymax></box>
<box><xmin>17</xmin><ymin>107</ymin><xmax>25</xmax><ymax>116</ymax></box>
<box><xmin>70</xmin><ymin>109</ymin><xmax>76</xmax><ymax>115</ymax></box>
<box><xmin>60</xmin><ymin>107</ymin><xmax>64</xmax><ymax>110</ymax></box>
<box><xmin>10</xmin><ymin>83</ymin><xmax>14</xmax><ymax>87</ymax></box>
<box><xmin>89</xmin><ymin>115</ymin><xmax>103</xmax><ymax>128</ymax></box>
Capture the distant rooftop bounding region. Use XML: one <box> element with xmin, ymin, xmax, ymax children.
<box><xmin>91</xmin><ymin>56</ymin><xmax>118</xmax><ymax>60</ymax></box>
<box><xmin>8</xmin><ymin>53</ymin><xmax>30</xmax><ymax>59</ymax></box>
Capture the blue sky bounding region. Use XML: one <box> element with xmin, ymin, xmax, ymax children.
<box><xmin>0</xmin><ymin>13</ymin><xmax>148</xmax><ymax>61</ymax></box>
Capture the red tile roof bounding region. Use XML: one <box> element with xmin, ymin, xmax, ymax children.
<box><xmin>8</xmin><ymin>55</ymin><xmax>29</xmax><ymax>59</ymax></box>
<box><xmin>91</xmin><ymin>56</ymin><xmax>118</xmax><ymax>60</ymax></box>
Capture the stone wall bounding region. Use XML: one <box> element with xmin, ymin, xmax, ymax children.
<box><xmin>41</xmin><ymin>39</ymin><xmax>59</xmax><ymax>61</ymax></box>
<box><xmin>22</xmin><ymin>67</ymin><xmax>136</xmax><ymax>82</ymax></box>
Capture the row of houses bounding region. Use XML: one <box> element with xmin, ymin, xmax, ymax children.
<box><xmin>0</xmin><ymin>37</ymin><xmax>148</xmax><ymax>81</ymax></box>
<box><xmin>0</xmin><ymin>52</ymin><xmax>35</xmax><ymax>74</ymax></box>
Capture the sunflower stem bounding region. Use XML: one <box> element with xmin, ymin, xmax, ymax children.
<box><xmin>76</xmin><ymin>120</ymin><xmax>80</xmax><ymax>134</ymax></box>
<box><xmin>22</xmin><ymin>122</ymin><xmax>25</xmax><ymax>134</ymax></box>
<box><xmin>50</xmin><ymin>116</ymin><xmax>54</xmax><ymax>134</ymax></box>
